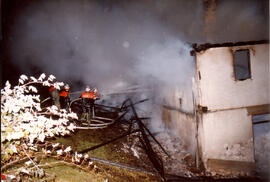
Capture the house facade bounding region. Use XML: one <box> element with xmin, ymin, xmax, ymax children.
<box><xmin>192</xmin><ymin>40</ymin><xmax>269</xmax><ymax>174</ymax></box>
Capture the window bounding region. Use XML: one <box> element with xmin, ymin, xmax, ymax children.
<box><xmin>252</xmin><ymin>114</ymin><xmax>270</xmax><ymax>125</ymax></box>
<box><xmin>233</xmin><ymin>49</ymin><xmax>251</xmax><ymax>80</ymax></box>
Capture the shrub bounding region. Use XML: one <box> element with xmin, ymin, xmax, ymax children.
<box><xmin>1</xmin><ymin>74</ymin><xmax>77</xmax><ymax>162</ymax></box>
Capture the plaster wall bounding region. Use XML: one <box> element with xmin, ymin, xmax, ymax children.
<box><xmin>162</xmin><ymin>85</ymin><xmax>195</xmax><ymax>113</ymax></box>
<box><xmin>195</xmin><ymin>43</ymin><xmax>269</xmax><ymax>168</ymax></box>
<box><xmin>162</xmin><ymin>86</ymin><xmax>197</xmax><ymax>154</ymax></box>
<box><xmin>201</xmin><ymin>108</ymin><xmax>254</xmax><ymax>163</ymax></box>
<box><xmin>196</xmin><ymin>44</ymin><xmax>269</xmax><ymax>110</ymax></box>
<box><xmin>162</xmin><ymin>107</ymin><xmax>196</xmax><ymax>154</ymax></box>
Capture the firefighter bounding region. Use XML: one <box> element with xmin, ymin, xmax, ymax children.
<box><xmin>59</xmin><ymin>84</ymin><xmax>71</xmax><ymax>110</ymax></box>
<box><xmin>80</xmin><ymin>86</ymin><xmax>101</xmax><ymax>122</ymax></box>
<box><xmin>49</xmin><ymin>85</ymin><xmax>60</xmax><ymax>109</ymax></box>
<box><xmin>91</xmin><ymin>87</ymin><xmax>102</xmax><ymax>115</ymax></box>
<box><xmin>93</xmin><ymin>88</ymin><xmax>101</xmax><ymax>98</ymax></box>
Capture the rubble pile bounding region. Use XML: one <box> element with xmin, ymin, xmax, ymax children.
<box><xmin>121</xmin><ymin>133</ymin><xmax>156</xmax><ymax>170</ymax></box>
<box><xmin>116</xmin><ymin>99</ymin><xmax>199</xmax><ymax>179</ymax></box>
<box><xmin>152</xmin><ymin>132</ymin><xmax>197</xmax><ymax>177</ymax></box>
<box><xmin>121</xmin><ymin>125</ymin><xmax>198</xmax><ymax>177</ymax></box>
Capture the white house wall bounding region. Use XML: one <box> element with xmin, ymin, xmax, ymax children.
<box><xmin>195</xmin><ymin>43</ymin><xmax>269</xmax><ymax>172</ymax></box>
<box><xmin>201</xmin><ymin>108</ymin><xmax>254</xmax><ymax>163</ymax></box>
<box><xmin>196</xmin><ymin>44</ymin><xmax>269</xmax><ymax>111</ymax></box>
<box><xmin>162</xmin><ymin>107</ymin><xmax>196</xmax><ymax>154</ymax></box>
<box><xmin>161</xmin><ymin>85</ymin><xmax>197</xmax><ymax>154</ymax></box>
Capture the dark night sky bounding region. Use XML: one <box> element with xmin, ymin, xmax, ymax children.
<box><xmin>2</xmin><ymin>0</ymin><xmax>36</xmax><ymax>86</ymax></box>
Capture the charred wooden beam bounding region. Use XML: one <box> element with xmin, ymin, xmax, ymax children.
<box><xmin>120</xmin><ymin>98</ymin><xmax>149</xmax><ymax>110</ymax></box>
<box><xmin>128</xmin><ymin>99</ymin><xmax>170</xmax><ymax>157</ymax></box>
<box><xmin>139</xmin><ymin>136</ymin><xmax>165</xmax><ymax>181</ymax></box>
<box><xmin>77</xmin><ymin>98</ymin><xmax>169</xmax><ymax>181</ymax></box>
<box><xmin>191</xmin><ymin>40</ymin><xmax>269</xmax><ymax>54</ymax></box>
<box><xmin>126</xmin><ymin>99</ymin><xmax>168</xmax><ymax>181</ymax></box>
<box><xmin>140</xmin><ymin>122</ymin><xmax>170</xmax><ymax>157</ymax></box>
<box><xmin>95</xmin><ymin>104</ymin><xmax>122</xmax><ymax>111</ymax></box>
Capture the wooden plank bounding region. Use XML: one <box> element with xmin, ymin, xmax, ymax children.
<box><xmin>247</xmin><ymin>104</ymin><xmax>270</xmax><ymax>115</ymax></box>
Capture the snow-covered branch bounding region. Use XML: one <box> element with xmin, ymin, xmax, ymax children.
<box><xmin>1</xmin><ymin>74</ymin><xmax>77</xmax><ymax>164</ymax></box>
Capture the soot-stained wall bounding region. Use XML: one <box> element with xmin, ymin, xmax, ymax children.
<box><xmin>195</xmin><ymin>43</ymin><xmax>269</xmax><ymax>172</ymax></box>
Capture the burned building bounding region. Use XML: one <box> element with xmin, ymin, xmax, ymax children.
<box><xmin>193</xmin><ymin>40</ymin><xmax>270</xmax><ymax>176</ymax></box>
<box><xmin>162</xmin><ymin>40</ymin><xmax>269</xmax><ymax>177</ymax></box>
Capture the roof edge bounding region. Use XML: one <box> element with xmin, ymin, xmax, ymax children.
<box><xmin>191</xmin><ymin>40</ymin><xmax>269</xmax><ymax>55</ymax></box>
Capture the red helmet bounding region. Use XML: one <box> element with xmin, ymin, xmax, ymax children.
<box><xmin>64</xmin><ymin>84</ymin><xmax>70</xmax><ymax>90</ymax></box>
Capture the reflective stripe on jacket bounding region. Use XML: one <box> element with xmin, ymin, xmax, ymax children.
<box><xmin>49</xmin><ymin>86</ymin><xmax>54</xmax><ymax>92</ymax></box>
<box><xmin>59</xmin><ymin>90</ymin><xmax>69</xmax><ymax>97</ymax></box>
<box><xmin>81</xmin><ymin>92</ymin><xmax>96</xmax><ymax>99</ymax></box>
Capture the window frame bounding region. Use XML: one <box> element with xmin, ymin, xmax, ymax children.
<box><xmin>233</xmin><ymin>49</ymin><xmax>252</xmax><ymax>81</ymax></box>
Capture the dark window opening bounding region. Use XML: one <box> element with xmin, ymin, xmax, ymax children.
<box><xmin>252</xmin><ymin>114</ymin><xmax>270</xmax><ymax>125</ymax></box>
<box><xmin>252</xmin><ymin>113</ymin><xmax>270</xmax><ymax>177</ymax></box>
<box><xmin>233</xmin><ymin>49</ymin><xmax>251</xmax><ymax>81</ymax></box>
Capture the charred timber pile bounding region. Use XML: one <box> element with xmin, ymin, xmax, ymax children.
<box><xmin>37</xmin><ymin>96</ymin><xmax>212</xmax><ymax>181</ymax></box>
<box><xmin>77</xmin><ymin>98</ymin><xmax>169</xmax><ymax>181</ymax></box>
<box><xmin>76</xmin><ymin>98</ymin><xmax>217</xmax><ymax>181</ymax></box>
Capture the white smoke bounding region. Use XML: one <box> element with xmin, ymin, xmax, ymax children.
<box><xmin>10</xmin><ymin>1</ymin><xmax>195</xmax><ymax>96</ymax></box>
<box><xmin>135</xmin><ymin>38</ymin><xmax>194</xmax><ymax>87</ymax></box>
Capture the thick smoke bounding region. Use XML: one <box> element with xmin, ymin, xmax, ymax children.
<box><xmin>7</xmin><ymin>0</ymin><xmax>268</xmax><ymax>133</ymax></box>
<box><xmin>213</xmin><ymin>0</ymin><xmax>269</xmax><ymax>43</ymax></box>
<box><xmin>10</xmin><ymin>1</ymin><xmax>175</xmax><ymax>89</ymax></box>
<box><xmin>9</xmin><ymin>0</ymin><xmax>268</xmax><ymax>84</ymax></box>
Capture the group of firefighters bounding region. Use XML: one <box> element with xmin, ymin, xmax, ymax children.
<box><xmin>49</xmin><ymin>84</ymin><xmax>101</xmax><ymax>121</ymax></box>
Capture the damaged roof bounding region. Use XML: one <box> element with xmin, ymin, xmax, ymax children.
<box><xmin>191</xmin><ymin>40</ymin><xmax>269</xmax><ymax>55</ymax></box>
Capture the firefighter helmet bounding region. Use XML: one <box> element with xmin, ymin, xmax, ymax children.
<box><xmin>93</xmin><ymin>88</ymin><xmax>98</xmax><ymax>93</ymax></box>
<box><xmin>64</xmin><ymin>84</ymin><xmax>70</xmax><ymax>90</ymax></box>
<box><xmin>85</xmin><ymin>86</ymin><xmax>90</xmax><ymax>92</ymax></box>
